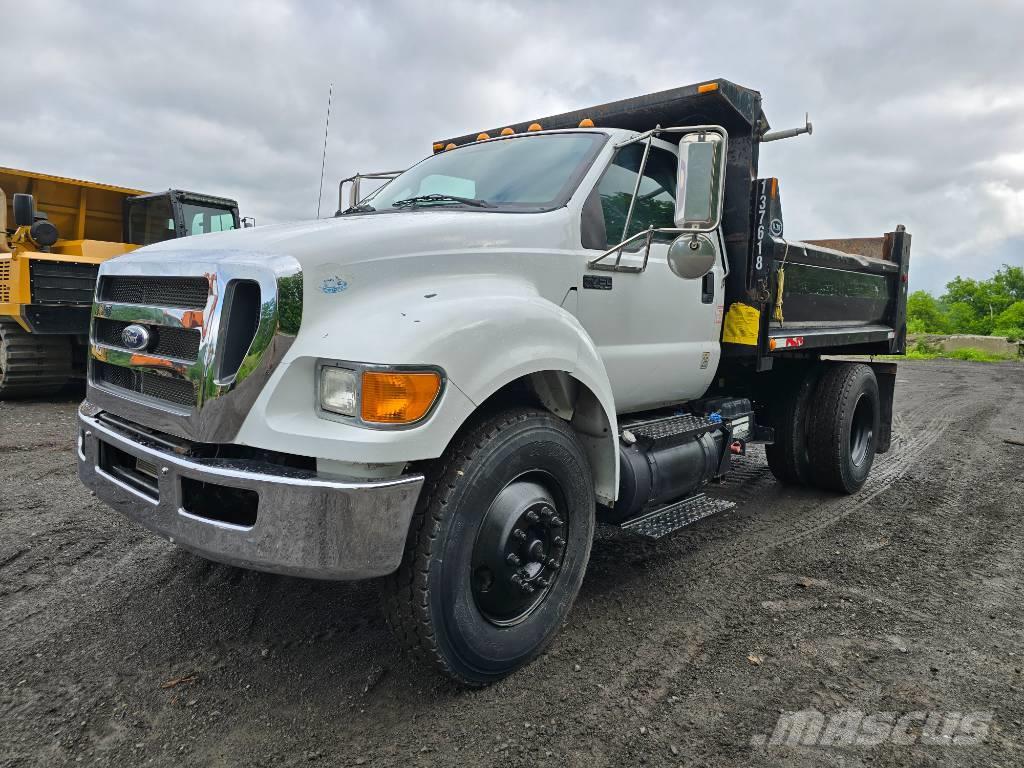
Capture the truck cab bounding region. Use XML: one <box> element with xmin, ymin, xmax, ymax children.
<box><xmin>76</xmin><ymin>80</ymin><xmax>910</xmax><ymax>685</ymax></box>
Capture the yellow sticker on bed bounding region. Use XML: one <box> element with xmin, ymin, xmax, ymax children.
<box><xmin>722</xmin><ymin>303</ymin><xmax>761</xmax><ymax>346</ymax></box>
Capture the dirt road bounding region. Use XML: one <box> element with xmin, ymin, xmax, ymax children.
<box><xmin>2</xmin><ymin>361</ymin><xmax>1022</xmax><ymax>767</ymax></box>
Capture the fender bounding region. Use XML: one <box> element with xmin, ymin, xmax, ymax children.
<box><xmin>236</xmin><ymin>274</ymin><xmax>620</xmax><ymax>502</ymax></box>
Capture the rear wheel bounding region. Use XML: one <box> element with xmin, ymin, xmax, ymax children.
<box><xmin>765</xmin><ymin>366</ymin><xmax>820</xmax><ymax>486</ymax></box>
<box><xmin>806</xmin><ymin>363</ymin><xmax>880</xmax><ymax>493</ymax></box>
<box><xmin>385</xmin><ymin>408</ymin><xmax>595</xmax><ymax>686</ymax></box>
<box><xmin>0</xmin><ymin>320</ymin><xmax>72</xmax><ymax>399</ymax></box>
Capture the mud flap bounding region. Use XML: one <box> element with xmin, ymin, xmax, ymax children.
<box><xmin>869</xmin><ymin>362</ymin><xmax>897</xmax><ymax>454</ymax></box>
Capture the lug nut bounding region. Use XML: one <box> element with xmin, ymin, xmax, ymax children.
<box><xmin>540</xmin><ymin>507</ymin><xmax>553</xmax><ymax>519</ymax></box>
<box><xmin>553</xmin><ymin>536</ymin><xmax>565</xmax><ymax>548</ymax></box>
<box><xmin>511</xmin><ymin>573</ymin><xmax>522</xmax><ymax>585</ymax></box>
<box><xmin>536</xmin><ymin>577</ymin><xmax>549</xmax><ymax>588</ymax></box>
<box><xmin>526</xmin><ymin>510</ymin><xmax>539</xmax><ymax>522</ymax></box>
<box><xmin>550</xmin><ymin>516</ymin><xmax>563</xmax><ymax>527</ymax></box>
<box><xmin>512</xmin><ymin>528</ymin><xmax>527</xmax><ymax>540</ymax></box>
<box><xmin>506</xmin><ymin>553</ymin><xmax>521</xmax><ymax>566</ymax></box>
<box><xmin>521</xmin><ymin>583</ymin><xmax>535</xmax><ymax>594</ymax></box>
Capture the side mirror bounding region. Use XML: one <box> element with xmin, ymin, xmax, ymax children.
<box><xmin>242</xmin><ymin>216</ymin><xmax>256</xmax><ymax>228</ymax></box>
<box><xmin>674</xmin><ymin>130</ymin><xmax>726</xmax><ymax>232</ymax></box>
<box><xmin>666</xmin><ymin>234</ymin><xmax>716</xmax><ymax>279</ymax></box>
<box><xmin>13</xmin><ymin>193</ymin><xmax>35</xmax><ymax>227</ymax></box>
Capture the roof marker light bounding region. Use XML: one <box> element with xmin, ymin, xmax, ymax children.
<box><xmin>500</xmin><ymin>127</ymin><xmax>515</xmax><ymax>136</ymax></box>
<box><xmin>527</xmin><ymin>123</ymin><xmax>542</xmax><ymax>132</ymax></box>
<box><xmin>697</xmin><ymin>82</ymin><xmax>719</xmax><ymax>94</ymax></box>
<box><xmin>432</xmin><ymin>142</ymin><xmax>444</xmax><ymax>152</ymax></box>
<box><xmin>476</xmin><ymin>133</ymin><xmax>490</xmax><ymax>141</ymax></box>
<box><xmin>579</xmin><ymin>118</ymin><xmax>594</xmax><ymax>127</ymax></box>
<box><xmin>445</xmin><ymin>143</ymin><xmax>457</xmax><ymax>151</ymax></box>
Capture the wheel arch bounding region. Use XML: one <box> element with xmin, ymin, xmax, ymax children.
<box><xmin>465</xmin><ymin>366</ymin><xmax>619</xmax><ymax>507</ymax></box>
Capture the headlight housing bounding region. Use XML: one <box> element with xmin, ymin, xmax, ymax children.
<box><xmin>317</xmin><ymin>361</ymin><xmax>444</xmax><ymax>427</ymax></box>
<box><xmin>319</xmin><ymin>366</ymin><xmax>358</xmax><ymax>417</ymax></box>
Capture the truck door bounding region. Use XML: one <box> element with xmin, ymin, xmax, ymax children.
<box><xmin>576</xmin><ymin>139</ymin><xmax>723</xmax><ymax>413</ymax></box>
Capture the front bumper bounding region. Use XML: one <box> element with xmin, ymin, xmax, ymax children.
<box><xmin>77</xmin><ymin>405</ymin><xmax>424</xmax><ymax>580</ymax></box>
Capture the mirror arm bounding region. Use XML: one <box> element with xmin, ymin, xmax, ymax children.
<box><xmin>620</xmin><ymin>133</ymin><xmax>654</xmax><ymax>246</ymax></box>
<box><xmin>589</xmin><ymin>225</ymin><xmax>717</xmax><ymax>272</ymax></box>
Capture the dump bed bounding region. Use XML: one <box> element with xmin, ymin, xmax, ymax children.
<box><xmin>742</xmin><ymin>176</ymin><xmax>910</xmax><ymax>364</ymax></box>
<box><xmin>0</xmin><ymin>166</ymin><xmax>146</xmax><ymax>244</ymax></box>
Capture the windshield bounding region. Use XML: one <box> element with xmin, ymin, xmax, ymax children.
<box><xmin>180</xmin><ymin>202</ymin><xmax>237</xmax><ymax>236</ymax></box>
<box><xmin>362</xmin><ymin>132</ymin><xmax>605</xmax><ymax>212</ymax></box>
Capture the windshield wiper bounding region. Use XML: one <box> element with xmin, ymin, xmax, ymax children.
<box><xmin>391</xmin><ymin>194</ymin><xmax>494</xmax><ymax>209</ymax></box>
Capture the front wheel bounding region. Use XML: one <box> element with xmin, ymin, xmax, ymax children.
<box><xmin>385</xmin><ymin>408</ymin><xmax>595</xmax><ymax>685</ymax></box>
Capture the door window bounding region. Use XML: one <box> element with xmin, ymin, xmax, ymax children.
<box><xmin>595</xmin><ymin>144</ymin><xmax>677</xmax><ymax>248</ymax></box>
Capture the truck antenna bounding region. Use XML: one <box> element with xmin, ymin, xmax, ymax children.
<box><xmin>316</xmin><ymin>82</ymin><xmax>333</xmax><ymax>218</ymax></box>
<box><xmin>761</xmin><ymin>112</ymin><xmax>813</xmax><ymax>143</ymax></box>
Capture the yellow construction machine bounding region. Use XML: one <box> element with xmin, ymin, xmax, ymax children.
<box><xmin>0</xmin><ymin>167</ymin><xmax>241</xmax><ymax>397</ymax></box>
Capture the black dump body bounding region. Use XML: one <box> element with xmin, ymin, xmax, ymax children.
<box><xmin>438</xmin><ymin>79</ymin><xmax>910</xmax><ymax>367</ymax></box>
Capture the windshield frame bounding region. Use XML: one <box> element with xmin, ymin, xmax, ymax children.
<box><xmin>349</xmin><ymin>130</ymin><xmax>610</xmax><ymax>216</ymax></box>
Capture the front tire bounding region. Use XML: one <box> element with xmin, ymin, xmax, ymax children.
<box><xmin>385</xmin><ymin>408</ymin><xmax>595</xmax><ymax>686</ymax></box>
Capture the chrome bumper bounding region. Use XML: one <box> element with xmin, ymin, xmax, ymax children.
<box><xmin>77</xmin><ymin>406</ymin><xmax>424</xmax><ymax>580</ymax></box>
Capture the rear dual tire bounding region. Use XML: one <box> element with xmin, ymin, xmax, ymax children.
<box><xmin>767</xmin><ymin>362</ymin><xmax>879</xmax><ymax>494</ymax></box>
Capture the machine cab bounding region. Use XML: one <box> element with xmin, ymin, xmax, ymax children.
<box><xmin>124</xmin><ymin>190</ymin><xmax>241</xmax><ymax>246</ymax></box>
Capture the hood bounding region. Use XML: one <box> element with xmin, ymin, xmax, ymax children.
<box><xmin>132</xmin><ymin>209</ymin><xmax>573</xmax><ymax>271</ymax></box>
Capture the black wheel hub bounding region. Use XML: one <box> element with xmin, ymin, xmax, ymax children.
<box><xmin>850</xmin><ymin>393</ymin><xmax>875</xmax><ymax>467</ymax></box>
<box><xmin>471</xmin><ymin>477</ymin><xmax>568</xmax><ymax>626</ymax></box>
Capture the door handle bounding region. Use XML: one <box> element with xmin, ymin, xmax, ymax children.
<box><xmin>701</xmin><ymin>273</ymin><xmax>715</xmax><ymax>304</ymax></box>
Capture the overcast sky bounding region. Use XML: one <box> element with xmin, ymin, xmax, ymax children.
<box><xmin>3</xmin><ymin>0</ymin><xmax>1022</xmax><ymax>294</ymax></box>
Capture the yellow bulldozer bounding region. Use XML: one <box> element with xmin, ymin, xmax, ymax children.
<box><xmin>0</xmin><ymin>167</ymin><xmax>241</xmax><ymax>397</ymax></box>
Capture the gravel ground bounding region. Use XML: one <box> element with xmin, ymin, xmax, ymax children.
<box><xmin>1</xmin><ymin>360</ymin><xmax>1022</xmax><ymax>767</ymax></box>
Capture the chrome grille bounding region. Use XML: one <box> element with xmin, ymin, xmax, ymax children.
<box><xmin>93</xmin><ymin>361</ymin><xmax>196</xmax><ymax>407</ymax></box>
<box><xmin>98</xmin><ymin>276</ymin><xmax>208</xmax><ymax>309</ymax></box>
<box><xmin>93</xmin><ymin>318</ymin><xmax>201</xmax><ymax>362</ymax></box>
<box><xmin>86</xmin><ymin>253</ymin><xmax>301</xmax><ymax>443</ymax></box>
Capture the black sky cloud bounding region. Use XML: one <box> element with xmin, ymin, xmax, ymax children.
<box><xmin>2</xmin><ymin>0</ymin><xmax>1022</xmax><ymax>293</ymax></box>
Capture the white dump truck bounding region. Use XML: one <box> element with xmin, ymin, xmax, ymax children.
<box><xmin>77</xmin><ymin>80</ymin><xmax>910</xmax><ymax>684</ymax></box>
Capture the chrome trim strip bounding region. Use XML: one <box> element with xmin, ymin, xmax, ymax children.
<box><xmin>93</xmin><ymin>302</ymin><xmax>206</xmax><ymax>331</ymax></box>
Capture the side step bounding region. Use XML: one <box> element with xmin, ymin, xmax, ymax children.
<box><xmin>619</xmin><ymin>493</ymin><xmax>735</xmax><ymax>539</ymax></box>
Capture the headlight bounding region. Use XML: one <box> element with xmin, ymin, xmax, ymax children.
<box><xmin>317</xmin><ymin>362</ymin><xmax>444</xmax><ymax>426</ymax></box>
<box><xmin>319</xmin><ymin>366</ymin><xmax>358</xmax><ymax>416</ymax></box>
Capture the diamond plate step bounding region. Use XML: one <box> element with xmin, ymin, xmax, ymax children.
<box><xmin>619</xmin><ymin>493</ymin><xmax>735</xmax><ymax>539</ymax></box>
<box><xmin>620</xmin><ymin>413</ymin><xmax>721</xmax><ymax>444</ymax></box>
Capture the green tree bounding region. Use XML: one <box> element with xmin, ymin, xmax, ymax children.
<box><xmin>993</xmin><ymin>300</ymin><xmax>1024</xmax><ymax>340</ymax></box>
<box><xmin>945</xmin><ymin>301</ymin><xmax>983</xmax><ymax>334</ymax></box>
<box><xmin>906</xmin><ymin>290</ymin><xmax>948</xmax><ymax>333</ymax></box>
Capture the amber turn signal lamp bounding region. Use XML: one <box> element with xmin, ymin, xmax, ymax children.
<box><xmin>360</xmin><ymin>370</ymin><xmax>442</xmax><ymax>424</ymax></box>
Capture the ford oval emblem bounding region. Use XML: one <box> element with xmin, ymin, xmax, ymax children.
<box><xmin>120</xmin><ymin>324</ymin><xmax>150</xmax><ymax>352</ymax></box>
